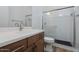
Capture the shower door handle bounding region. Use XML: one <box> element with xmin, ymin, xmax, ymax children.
<box><xmin>75</xmin><ymin>14</ymin><xmax>79</xmax><ymax>17</ymax></box>
<box><xmin>70</xmin><ymin>13</ymin><xmax>79</xmax><ymax>17</ymax></box>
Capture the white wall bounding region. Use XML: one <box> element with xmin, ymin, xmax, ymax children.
<box><xmin>9</xmin><ymin>6</ymin><xmax>32</xmax><ymax>27</ymax></box>
<box><xmin>0</xmin><ymin>6</ymin><xmax>9</xmax><ymax>27</ymax></box>
<box><xmin>32</xmin><ymin>6</ymin><xmax>43</xmax><ymax>29</ymax></box>
<box><xmin>0</xmin><ymin>6</ymin><xmax>32</xmax><ymax>27</ymax></box>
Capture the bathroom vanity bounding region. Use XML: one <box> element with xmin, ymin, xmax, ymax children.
<box><xmin>0</xmin><ymin>27</ymin><xmax>44</xmax><ymax>52</ymax></box>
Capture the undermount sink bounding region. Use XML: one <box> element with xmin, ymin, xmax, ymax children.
<box><xmin>0</xmin><ymin>27</ymin><xmax>42</xmax><ymax>38</ymax></box>
<box><xmin>0</xmin><ymin>27</ymin><xmax>32</xmax><ymax>34</ymax></box>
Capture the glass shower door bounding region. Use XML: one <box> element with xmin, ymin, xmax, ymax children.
<box><xmin>43</xmin><ymin>7</ymin><xmax>74</xmax><ymax>45</ymax></box>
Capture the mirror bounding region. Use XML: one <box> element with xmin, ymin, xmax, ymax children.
<box><xmin>0</xmin><ymin>6</ymin><xmax>32</xmax><ymax>27</ymax></box>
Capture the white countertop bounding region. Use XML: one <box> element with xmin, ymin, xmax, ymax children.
<box><xmin>0</xmin><ymin>27</ymin><xmax>44</xmax><ymax>47</ymax></box>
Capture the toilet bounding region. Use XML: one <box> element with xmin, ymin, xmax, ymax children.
<box><xmin>44</xmin><ymin>37</ymin><xmax>55</xmax><ymax>52</ymax></box>
<box><xmin>44</xmin><ymin>37</ymin><xmax>55</xmax><ymax>44</ymax></box>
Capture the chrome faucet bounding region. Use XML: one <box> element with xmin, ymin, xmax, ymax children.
<box><xmin>13</xmin><ymin>20</ymin><xmax>24</xmax><ymax>31</ymax></box>
<box><xmin>19</xmin><ymin>21</ymin><xmax>24</xmax><ymax>31</ymax></box>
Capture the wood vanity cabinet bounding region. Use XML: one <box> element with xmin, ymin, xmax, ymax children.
<box><xmin>26</xmin><ymin>32</ymin><xmax>44</xmax><ymax>52</ymax></box>
<box><xmin>0</xmin><ymin>32</ymin><xmax>44</xmax><ymax>52</ymax></box>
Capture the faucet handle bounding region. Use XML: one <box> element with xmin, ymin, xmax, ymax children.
<box><xmin>21</xmin><ymin>21</ymin><xmax>24</xmax><ymax>26</ymax></box>
<box><xmin>15</xmin><ymin>23</ymin><xmax>19</xmax><ymax>27</ymax></box>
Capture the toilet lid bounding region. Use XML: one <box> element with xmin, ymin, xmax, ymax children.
<box><xmin>44</xmin><ymin>37</ymin><xmax>55</xmax><ymax>43</ymax></box>
<box><xmin>44</xmin><ymin>37</ymin><xmax>54</xmax><ymax>40</ymax></box>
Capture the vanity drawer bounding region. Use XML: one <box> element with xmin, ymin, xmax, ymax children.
<box><xmin>28</xmin><ymin>33</ymin><xmax>41</xmax><ymax>47</ymax></box>
<box><xmin>0</xmin><ymin>39</ymin><xmax>27</xmax><ymax>52</ymax></box>
<box><xmin>38</xmin><ymin>32</ymin><xmax>44</xmax><ymax>39</ymax></box>
<box><xmin>12</xmin><ymin>45</ymin><xmax>26</xmax><ymax>52</ymax></box>
<box><xmin>28</xmin><ymin>33</ymin><xmax>44</xmax><ymax>47</ymax></box>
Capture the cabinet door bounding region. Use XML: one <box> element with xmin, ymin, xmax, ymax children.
<box><xmin>0</xmin><ymin>39</ymin><xmax>27</xmax><ymax>52</ymax></box>
<box><xmin>25</xmin><ymin>45</ymin><xmax>35</xmax><ymax>52</ymax></box>
<box><xmin>34</xmin><ymin>40</ymin><xmax>44</xmax><ymax>52</ymax></box>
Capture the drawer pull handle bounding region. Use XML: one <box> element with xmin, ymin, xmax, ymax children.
<box><xmin>12</xmin><ymin>45</ymin><xmax>25</xmax><ymax>52</ymax></box>
<box><xmin>0</xmin><ymin>49</ymin><xmax>10</xmax><ymax>52</ymax></box>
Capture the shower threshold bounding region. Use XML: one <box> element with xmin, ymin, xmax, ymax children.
<box><xmin>55</xmin><ymin>39</ymin><xmax>72</xmax><ymax>47</ymax></box>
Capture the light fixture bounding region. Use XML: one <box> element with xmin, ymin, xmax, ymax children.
<box><xmin>46</xmin><ymin>12</ymin><xmax>51</xmax><ymax>15</ymax></box>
